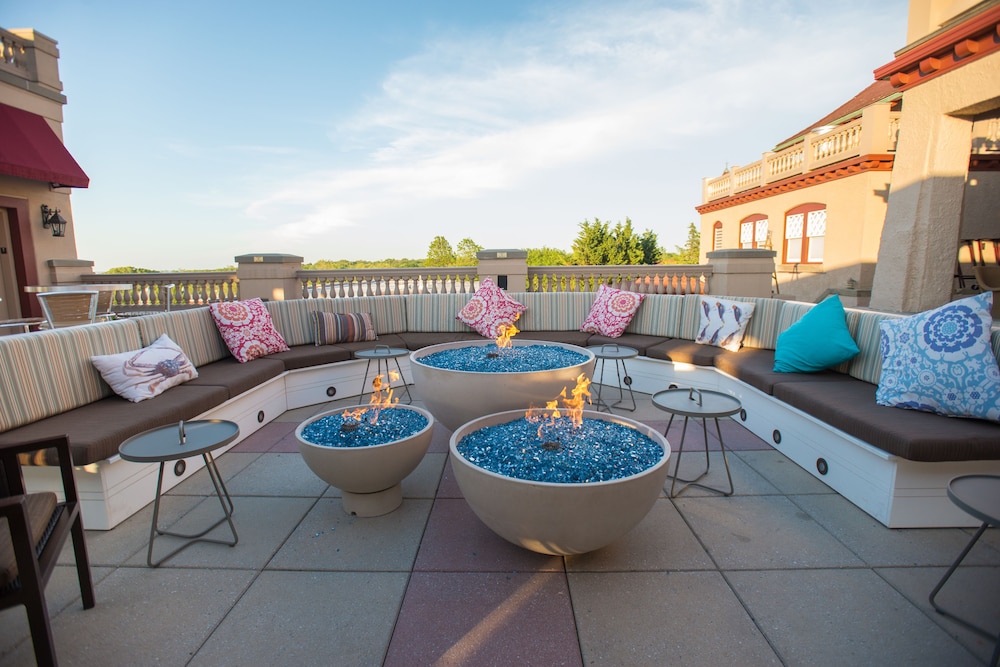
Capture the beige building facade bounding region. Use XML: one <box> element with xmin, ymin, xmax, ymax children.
<box><xmin>699</xmin><ymin>0</ymin><xmax>1000</xmax><ymax>311</ymax></box>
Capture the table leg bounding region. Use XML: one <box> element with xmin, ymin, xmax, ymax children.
<box><xmin>145</xmin><ymin>453</ymin><xmax>239</xmax><ymax>567</ymax></box>
<box><xmin>666</xmin><ymin>415</ymin><xmax>734</xmax><ymax>498</ymax></box>
<box><xmin>358</xmin><ymin>358</ymin><xmax>375</xmax><ymax>404</ymax></box>
<box><xmin>391</xmin><ymin>356</ymin><xmax>413</xmax><ymax>404</ymax></box>
<box><xmin>929</xmin><ymin>521</ymin><xmax>1000</xmax><ymax>652</ymax></box>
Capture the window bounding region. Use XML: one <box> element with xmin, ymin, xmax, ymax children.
<box><xmin>713</xmin><ymin>222</ymin><xmax>723</xmax><ymax>251</ymax></box>
<box><xmin>739</xmin><ymin>215</ymin><xmax>768</xmax><ymax>249</ymax></box>
<box><xmin>784</xmin><ymin>204</ymin><xmax>826</xmax><ymax>264</ymax></box>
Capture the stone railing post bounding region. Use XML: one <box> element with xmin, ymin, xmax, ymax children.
<box><xmin>46</xmin><ymin>258</ymin><xmax>94</xmax><ymax>284</ymax></box>
<box><xmin>705</xmin><ymin>249</ymin><xmax>776</xmax><ymax>297</ymax></box>
<box><xmin>235</xmin><ymin>253</ymin><xmax>303</xmax><ymax>301</ymax></box>
<box><xmin>476</xmin><ymin>249</ymin><xmax>528</xmax><ymax>291</ymax></box>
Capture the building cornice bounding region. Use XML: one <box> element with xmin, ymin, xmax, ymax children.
<box><xmin>695</xmin><ymin>155</ymin><xmax>894</xmax><ymax>214</ymax></box>
<box><xmin>874</xmin><ymin>3</ymin><xmax>1000</xmax><ymax>91</ymax></box>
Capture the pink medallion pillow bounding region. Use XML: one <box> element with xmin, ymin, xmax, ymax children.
<box><xmin>456</xmin><ymin>277</ymin><xmax>526</xmax><ymax>338</ymax></box>
<box><xmin>210</xmin><ymin>298</ymin><xmax>289</xmax><ymax>363</ymax></box>
<box><xmin>91</xmin><ymin>334</ymin><xmax>198</xmax><ymax>402</ymax></box>
<box><xmin>580</xmin><ymin>284</ymin><xmax>645</xmax><ymax>338</ymax></box>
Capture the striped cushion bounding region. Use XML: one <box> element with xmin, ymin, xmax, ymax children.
<box><xmin>135</xmin><ymin>308</ymin><xmax>230</xmax><ymax>368</ymax></box>
<box><xmin>265</xmin><ymin>299</ymin><xmax>322</xmax><ymax>347</ymax></box>
<box><xmin>742</xmin><ymin>297</ymin><xmax>784</xmax><ymax>350</ymax></box>
<box><xmin>844</xmin><ymin>308</ymin><xmax>900</xmax><ymax>385</ymax></box>
<box><xmin>0</xmin><ymin>319</ymin><xmax>144</xmax><ymax>431</ymax></box>
<box><xmin>314</xmin><ymin>312</ymin><xmax>376</xmax><ymax>344</ymax></box>
<box><xmin>318</xmin><ymin>296</ymin><xmax>408</xmax><ymax>335</ymax></box>
<box><xmin>629</xmin><ymin>295</ymin><xmax>685</xmax><ymax>338</ymax></box>
<box><xmin>406</xmin><ymin>294</ymin><xmax>473</xmax><ymax>333</ymax></box>
<box><xmin>511</xmin><ymin>292</ymin><xmax>593</xmax><ymax>332</ymax></box>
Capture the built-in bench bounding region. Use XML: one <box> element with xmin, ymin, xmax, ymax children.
<box><xmin>2</xmin><ymin>292</ymin><xmax>998</xmax><ymax>530</ymax></box>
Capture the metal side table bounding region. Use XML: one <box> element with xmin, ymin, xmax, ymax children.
<box><xmin>652</xmin><ymin>387</ymin><xmax>740</xmax><ymax>498</ymax></box>
<box><xmin>929</xmin><ymin>474</ymin><xmax>1000</xmax><ymax>666</ymax></box>
<box><xmin>588</xmin><ymin>344</ymin><xmax>638</xmax><ymax>412</ymax></box>
<box><xmin>356</xmin><ymin>344</ymin><xmax>413</xmax><ymax>404</ymax></box>
<box><xmin>119</xmin><ymin>419</ymin><xmax>240</xmax><ymax>567</ymax></box>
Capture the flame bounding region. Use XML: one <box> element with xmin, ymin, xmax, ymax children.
<box><xmin>525</xmin><ymin>373</ymin><xmax>592</xmax><ymax>440</ymax></box>
<box><xmin>495</xmin><ymin>316</ymin><xmax>520</xmax><ymax>349</ymax></box>
<box><xmin>341</xmin><ymin>372</ymin><xmax>399</xmax><ymax>428</ymax></box>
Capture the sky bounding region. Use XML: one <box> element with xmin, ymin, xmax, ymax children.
<box><xmin>6</xmin><ymin>0</ymin><xmax>910</xmax><ymax>272</ymax></box>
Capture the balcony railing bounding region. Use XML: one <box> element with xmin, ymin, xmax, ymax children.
<box><xmin>84</xmin><ymin>273</ymin><xmax>239</xmax><ymax>313</ymax></box>
<box><xmin>703</xmin><ymin>105</ymin><xmax>901</xmax><ymax>202</ymax></box>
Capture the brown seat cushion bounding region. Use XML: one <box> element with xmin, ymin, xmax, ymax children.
<box><xmin>714</xmin><ymin>348</ymin><xmax>855</xmax><ymax>395</ymax></box>
<box><xmin>397</xmin><ymin>332</ymin><xmax>483</xmax><ymax>350</ymax></box>
<box><xmin>0</xmin><ymin>492</ymin><xmax>58</xmax><ymax>590</ymax></box>
<box><xmin>187</xmin><ymin>357</ymin><xmax>285</xmax><ymax>397</ymax></box>
<box><xmin>584</xmin><ymin>334</ymin><xmax>670</xmax><ymax>356</ymax></box>
<box><xmin>268</xmin><ymin>344</ymin><xmax>352</xmax><ymax>371</ymax></box>
<box><xmin>646</xmin><ymin>339</ymin><xmax>727</xmax><ymax>366</ymax></box>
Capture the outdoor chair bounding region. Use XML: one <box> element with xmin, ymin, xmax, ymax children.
<box><xmin>36</xmin><ymin>290</ymin><xmax>99</xmax><ymax>329</ymax></box>
<box><xmin>0</xmin><ymin>435</ymin><xmax>95</xmax><ymax>666</ymax></box>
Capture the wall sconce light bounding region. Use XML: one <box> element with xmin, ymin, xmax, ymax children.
<box><xmin>41</xmin><ymin>205</ymin><xmax>68</xmax><ymax>237</ymax></box>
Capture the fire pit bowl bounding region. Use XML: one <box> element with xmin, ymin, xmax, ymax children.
<box><xmin>295</xmin><ymin>404</ymin><xmax>434</xmax><ymax>517</ymax></box>
<box><xmin>410</xmin><ymin>340</ymin><xmax>596</xmax><ymax>431</ymax></box>
<box><xmin>450</xmin><ymin>409</ymin><xmax>671</xmax><ymax>555</ymax></box>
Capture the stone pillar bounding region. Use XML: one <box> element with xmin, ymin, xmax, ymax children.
<box><xmin>235</xmin><ymin>253</ymin><xmax>303</xmax><ymax>301</ymax></box>
<box><xmin>46</xmin><ymin>258</ymin><xmax>94</xmax><ymax>284</ymax></box>
<box><xmin>476</xmin><ymin>249</ymin><xmax>528</xmax><ymax>291</ymax></box>
<box><xmin>706</xmin><ymin>249</ymin><xmax>776</xmax><ymax>297</ymax></box>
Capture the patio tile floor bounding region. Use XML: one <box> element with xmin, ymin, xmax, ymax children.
<box><xmin>2</xmin><ymin>388</ymin><xmax>999</xmax><ymax>666</ymax></box>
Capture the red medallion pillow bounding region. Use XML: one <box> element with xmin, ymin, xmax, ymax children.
<box><xmin>580</xmin><ymin>284</ymin><xmax>645</xmax><ymax>338</ymax></box>
<box><xmin>210</xmin><ymin>298</ymin><xmax>289</xmax><ymax>363</ymax></box>
<box><xmin>456</xmin><ymin>277</ymin><xmax>526</xmax><ymax>338</ymax></box>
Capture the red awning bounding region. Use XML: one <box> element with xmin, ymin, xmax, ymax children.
<box><xmin>0</xmin><ymin>102</ymin><xmax>89</xmax><ymax>188</ymax></box>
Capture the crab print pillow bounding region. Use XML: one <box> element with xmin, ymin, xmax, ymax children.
<box><xmin>91</xmin><ymin>333</ymin><xmax>198</xmax><ymax>402</ymax></box>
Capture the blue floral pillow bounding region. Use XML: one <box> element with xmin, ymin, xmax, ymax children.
<box><xmin>876</xmin><ymin>292</ymin><xmax>1000</xmax><ymax>421</ymax></box>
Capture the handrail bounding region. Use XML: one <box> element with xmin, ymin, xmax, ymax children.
<box><xmin>81</xmin><ymin>273</ymin><xmax>238</xmax><ymax>312</ymax></box>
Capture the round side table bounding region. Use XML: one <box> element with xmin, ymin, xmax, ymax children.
<box><xmin>119</xmin><ymin>419</ymin><xmax>240</xmax><ymax>567</ymax></box>
<box><xmin>588</xmin><ymin>344</ymin><xmax>638</xmax><ymax>413</ymax></box>
<box><xmin>652</xmin><ymin>387</ymin><xmax>741</xmax><ymax>497</ymax></box>
<box><xmin>356</xmin><ymin>344</ymin><xmax>413</xmax><ymax>404</ymax></box>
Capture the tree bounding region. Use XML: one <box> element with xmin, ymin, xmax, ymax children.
<box><xmin>455</xmin><ymin>238</ymin><xmax>483</xmax><ymax>266</ymax></box>
<box><xmin>526</xmin><ymin>246</ymin><xmax>572</xmax><ymax>266</ymax></box>
<box><xmin>571</xmin><ymin>217</ymin><xmax>661</xmax><ymax>265</ymax></box>
<box><xmin>105</xmin><ymin>266</ymin><xmax>156</xmax><ymax>273</ymax></box>
<box><xmin>425</xmin><ymin>236</ymin><xmax>456</xmax><ymax>267</ymax></box>
<box><xmin>674</xmin><ymin>223</ymin><xmax>701</xmax><ymax>264</ymax></box>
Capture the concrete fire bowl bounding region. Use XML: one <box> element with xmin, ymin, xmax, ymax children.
<box><xmin>409</xmin><ymin>339</ymin><xmax>596</xmax><ymax>431</ymax></box>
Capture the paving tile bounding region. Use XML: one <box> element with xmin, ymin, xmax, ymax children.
<box><xmin>712</xmin><ymin>417</ymin><xmax>773</xmax><ymax>450</ymax></box>
<box><xmin>167</xmin><ymin>452</ymin><xmax>261</xmax><ymax>497</ymax></box>
<box><xmin>792</xmin><ymin>492</ymin><xmax>1000</xmax><ymax>567</ymax></box>
<box><xmin>735</xmin><ymin>449</ymin><xmax>836</xmax><ymax>495</ymax></box>
<box><xmin>877</xmin><ymin>565</ymin><xmax>1000</xmax><ymax>663</ymax></box>
<box><xmin>224</xmin><ymin>451</ymin><xmax>329</xmax><ymax>497</ymax></box>
<box><xmin>124</xmin><ymin>495</ymin><xmax>316</xmax><ymax>569</ymax></box>
<box><xmin>268</xmin><ymin>497</ymin><xmax>431</xmax><ymax>571</ymax></box>
<box><xmin>673</xmin><ymin>495</ymin><xmax>864</xmax><ymax>569</ymax></box>
<box><xmin>435</xmin><ymin>455</ymin><xmax>464</xmax><ymax>498</ymax></box>
<box><xmin>428</xmin><ymin>421</ymin><xmax>453</xmax><ymax>454</ymax></box>
<box><xmin>413</xmin><ymin>498</ymin><xmax>564</xmax><ymax>572</ymax></box>
<box><xmin>385</xmin><ymin>571</ymin><xmax>581</xmax><ymax>666</ymax></box>
<box><xmin>565</xmin><ymin>499</ymin><xmax>714</xmax><ymax>572</ymax></box>
<box><xmin>570</xmin><ymin>571</ymin><xmax>780</xmax><ymax>665</ymax></box>
<box><xmin>229</xmin><ymin>420</ymin><xmax>295</xmax><ymax>452</ymax></box>
<box><xmin>190</xmin><ymin>571</ymin><xmax>409</xmax><ymax>666</ymax></box>
<box><xmin>401</xmin><ymin>451</ymin><xmax>446</xmax><ymax>498</ymax></box>
<box><xmin>2</xmin><ymin>567</ymin><xmax>255</xmax><ymax>667</ymax></box>
<box><xmin>728</xmin><ymin>568</ymin><xmax>982</xmax><ymax>666</ymax></box>
<box><xmin>666</xmin><ymin>450</ymin><xmax>780</xmax><ymax>497</ymax></box>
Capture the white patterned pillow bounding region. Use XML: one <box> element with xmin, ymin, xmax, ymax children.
<box><xmin>91</xmin><ymin>334</ymin><xmax>198</xmax><ymax>402</ymax></box>
<box><xmin>580</xmin><ymin>284</ymin><xmax>645</xmax><ymax>338</ymax></box>
<box><xmin>457</xmin><ymin>277</ymin><xmax>526</xmax><ymax>338</ymax></box>
<box><xmin>695</xmin><ymin>296</ymin><xmax>756</xmax><ymax>351</ymax></box>
<box><xmin>877</xmin><ymin>292</ymin><xmax>1000</xmax><ymax>421</ymax></box>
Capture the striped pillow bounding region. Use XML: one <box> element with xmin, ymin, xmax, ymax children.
<box><xmin>314</xmin><ymin>311</ymin><xmax>377</xmax><ymax>345</ymax></box>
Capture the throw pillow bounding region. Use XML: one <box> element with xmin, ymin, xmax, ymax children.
<box><xmin>695</xmin><ymin>296</ymin><xmax>756</xmax><ymax>351</ymax></box>
<box><xmin>774</xmin><ymin>295</ymin><xmax>860</xmax><ymax>372</ymax></box>
<box><xmin>314</xmin><ymin>311</ymin><xmax>377</xmax><ymax>345</ymax></box>
<box><xmin>209</xmin><ymin>298</ymin><xmax>289</xmax><ymax>363</ymax></box>
<box><xmin>457</xmin><ymin>277</ymin><xmax>526</xmax><ymax>338</ymax></box>
<box><xmin>579</xmin><ymin>285</ymin><xmax>645</xmax><ymax>338</ymax></box>
<box><xmin>91</xmin><ymin>333</ymin><xmax>198</xmax><ymax>403</ymax></box>
<box><xmin>876</xmin><ymin>292</ymin><xmax>1000</xmax><ymax>421</ymax></box>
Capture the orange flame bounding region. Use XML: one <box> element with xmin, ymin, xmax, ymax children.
<box><xmin>342</xmin><ymin>372</ymin><xmax>399</xmax><ymax>427</ymax></box>
<box><xmin>525</xmin><ymin>373</ymin><xmax>592</xmax><ymax>439</ymax></box>
<box><xmin>495</xmin><ymin>316</ymin><xmax>520</xmax><ymax>349</ymax></box>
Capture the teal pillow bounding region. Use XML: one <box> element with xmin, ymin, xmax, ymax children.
<box><xmin>773</xmin><ymin>295</ymin><xmax>859</xmax><ymax>373</ymax></box>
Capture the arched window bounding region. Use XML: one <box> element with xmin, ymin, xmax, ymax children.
<box><xmin>713</xmin><ymin>221</ymin><xmax>723</xmax><ymax>251</ymax></box>
<box><xmin>739</xmin><ymin>214</ymin><xmax>768</xmax><ymax>249</ymax></box>
<box><xmin>784</xmin><ymin>203</ymin><xmax>826</xmax><ymax>264</ymax></box>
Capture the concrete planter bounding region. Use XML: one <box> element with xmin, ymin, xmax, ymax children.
<box><xmin>449</xmin><ymin>409</ymin><xmax>671</xmax><ymax>555</ymax></box>
<box><xmin>295</xmin><ymin>405</ymin><xmax>434</xmax><ymax>517</ymax></box>
<box><xmin>410</xmin><ymin>339</ymin><xmax>596</xmax><ymax>431</ymax></box>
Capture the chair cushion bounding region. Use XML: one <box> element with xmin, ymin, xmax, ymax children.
<box><xmin>0</xmin><ymin>492</ymin><xmax>58</xmax><ymax>590</ymax></box>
